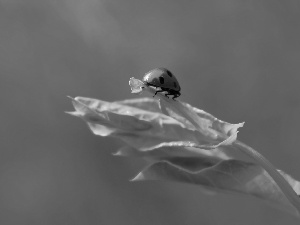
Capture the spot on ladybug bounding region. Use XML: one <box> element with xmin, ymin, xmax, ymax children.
<box><xmin>142</xmin><ymin>68</ymin><xmax>181</xmax><ymax>100</ymax></box>
<box><xmin>159</xmin><ymin>76</ymin><xmax>164</xmax><ymax>84</ymax></box>
<box><xmin>166</xmin><ymin>70</ymin><xmax>173</xmax><ymax>77</ymax></box>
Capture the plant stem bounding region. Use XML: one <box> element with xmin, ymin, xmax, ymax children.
<box><xmin>234</xmin><ymin>140</ymin><xmax>300</xmax><ymax>215</ymax></box>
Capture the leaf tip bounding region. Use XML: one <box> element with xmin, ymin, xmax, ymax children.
<box><xmin>112</xmin><ymin>150</ymin><xmax>123</xmax><ymax>157</ymax></box>
<box><xmin>130</xmin><ymin>172</ymin><xmax>145</xmax><ymax>182</ymax></box>
<box><xmin>65</xmin><ymin>111</ymin><xmax>81</xmax><ymax>117</ymax></box>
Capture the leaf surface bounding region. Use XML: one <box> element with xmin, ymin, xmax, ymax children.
<box><xmin>133</xmin><ymin>157</ymin><xmax>300</xmax><ymax>216</ymax></box>
<box><xmin>68</xmin><ymin>96</ymin><xmax>300</xmax><ymax>216</ymax></box>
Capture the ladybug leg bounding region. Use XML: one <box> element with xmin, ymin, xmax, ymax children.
<box><xmin>172</xmin><ymin>92</ymin><xmax>181</xmax><ymax>100</ymax></box>
<box><xmin>164</xmin><ymin>93</ymin><xmax>171</xmax><ymax>98</ymax></box>
<box><xmin>153</xmin><ymin>89</ymin><xmax>164</xmax><ymax>97</ymax></box>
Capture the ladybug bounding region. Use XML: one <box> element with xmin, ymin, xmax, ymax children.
<box><xmin>142</xmin><ymin>68</ymin><xmax>181</xmax><ymax>100</ymax></box>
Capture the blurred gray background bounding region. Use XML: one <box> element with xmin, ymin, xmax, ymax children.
<box><xmin>2</xmin><ymin>0</ymin><xmax>300</xmax><ymax>224</ymax></box>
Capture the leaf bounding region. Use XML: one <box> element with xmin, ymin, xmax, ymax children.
<box><xmin>68</xmin><ymin>96</ymin><xmax>242</xmax><ymax>150</ymax></box>
<box><xmin>114</xmin><ymin>145</ymin><xmax>231</xmax><ymax>161</ymax></box>
<box><xmin>133</xmin><ymin>157</ymin><xmax>300</xmax><ymax>216</ymax></box>
<box><xmin>181</xmin><ymin>102</ymin><xmax>245</xmax><ymax>136</ymax></box>
<box><xmin>68</xmin><ymin>95</ymin><xmax>300</xmax><ymax>216</ymax></box>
